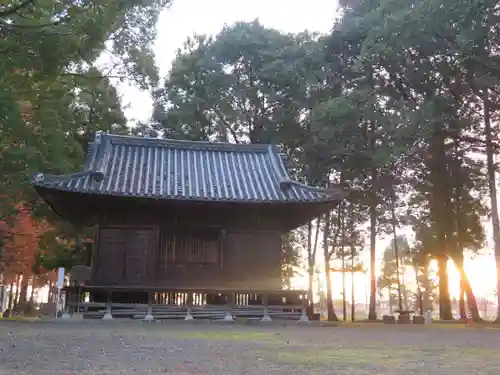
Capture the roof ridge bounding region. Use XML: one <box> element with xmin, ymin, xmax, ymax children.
<box><xmin>97</xmin><ymin>132</ymin><xmax>271</xmax><ymax>153</ymax></box>
<box><xmin>33</xmin><ymin>133</ymin><xmax>344</xmax><ymax>205</ymax></box>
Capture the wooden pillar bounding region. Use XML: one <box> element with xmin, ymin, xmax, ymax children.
<box><xmin>144</xmin><ymin>291</ymin><xmax>154</xmax><ymax>321</ymax></box>
<box><xmin>223</xmin><ymin>292</ymin><xmax>234</xmax><ymax>322</ymax></box>
<box><xmin>102</xmin><ymin>290</ymin><xmax>113</xmax><ymax>320</ymax></box>
<box><xmin>261</xmin><ymin>294</ymin><xmax>272</xmax><ymax>322</ymax></box>
<box><xmin>185</xmin><ymin>292</ymin><xmax>194</xmax><ymax>321</ymax></box>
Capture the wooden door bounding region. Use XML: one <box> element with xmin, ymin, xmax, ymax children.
<box><xmin>94</xmin><ymin>227</ymin><xmax>126</xmax><ymax>284</ymax></box>
<box><xmin>124</xmin><ymin>227</ymin><xmax>158</xmax><ymax>285</ymax></box>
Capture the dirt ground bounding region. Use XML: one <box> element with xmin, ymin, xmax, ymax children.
<box><xmin>0</xmin><ymin>320</ymin><xmax>498</xmax><ymax>375</ymax></box>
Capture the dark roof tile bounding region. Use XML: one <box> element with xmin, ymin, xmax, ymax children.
<box><xmin>33</xmin><ymin>133</ymin><xmax>342</xmax><ymax>204</ymax></box>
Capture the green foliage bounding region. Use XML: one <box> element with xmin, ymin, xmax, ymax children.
<box><xmin>378</xmin><ymin>236</ymin><xmax>412</xmax><ymax>308</ymax></box>
<box><xmin>322</xmin><ymin>0</ymin><xmax>500</xmax><ymax>319</ymax></box>
<box><xmin>154</xmin><ymin>21</ymin><xmax>325</xmax><ymax>152</ymax></box>
<box><xmin>3</xmin><ymin>0</ymin><xmax>500</xmax><ymax>321</ymax></box>
<box><xmin>0</xmin><ymin>0</ymin><xmax>172</xmax><ymax>275</ymax></box>
<box><xmin>281</xmin><ymin>232</ymin><xmax>301</xmax><ymax>289</ymax></box>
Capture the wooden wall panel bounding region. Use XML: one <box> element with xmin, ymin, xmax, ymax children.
<box><xmin>124</xmin><ymin>228</ymin><xmax>158</xmax><ymax>284</ymax></box>
<box><xmin>93</xmin><ymin>227</ymin><xmax>126</xmax><ymax>284</ymax></box>
<box><xmin>224</xmin><ymin>231</ymin><xmax>282</xmax><ymax>290</ymax></box>
<box><xmin>92</xmin><ymin>226</ymin><xmax>158</xmax><ymax>286</ymax></box>
<box><xmin>91</xmin><ymin>225</ymin><xmax>282</xmax><ymax>291</ymax></box>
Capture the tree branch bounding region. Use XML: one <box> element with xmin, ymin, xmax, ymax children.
<box><xmin>0</xmin><ymin>0</ymin><xmax>34</xmax><ymax>18</ymax></box>
<box><xmin>328</xmin><ymin>204</ymin><xmax>343</xmax><ymax>259</ymax></box>
<box><xmin>456</xmin><ymin>135</ymin><xmax>500</xmax><ymax>151</ymax></box>
<box><xmin>311</xmin><ymin>216</ymin><xmax>320</xmax><ymax>260</ymax></box>
<box><xmin>212</xmin><ymin>107</ymin><xmax>240</xmax><ymax>144</ymax></box>
<box><xmin>0</xmin><ymin>14</ymin><xmax>71</xmax><ymax>30</ymax></box>
<box><xmin>60</xmin><ymin>72</ymin><xmax>128</xmax><ymax>82</ymax></box>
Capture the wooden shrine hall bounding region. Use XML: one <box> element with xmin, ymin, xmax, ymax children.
<box><xmin>32</xmin><ymin>132</ymin><xmax>343</xmax><ymax>321</ymax></box>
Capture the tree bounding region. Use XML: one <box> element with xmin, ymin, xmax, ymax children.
<box><xmin>1</xmin><ymin>0</ymin><xmax>173</xmax><ymax>304</ymax></box>
<box><xmin>1</xmin><ymin>0</ymin><xmax>170</xmax><ymax>212</ymax></box>
<box><xmin>153</xmin><ymin>20</ymin><xmax>326</xmax><ymax>147</ymax></box>
<box><xmin>281</xmin><ymin>232</ymin><xmax>301</xmax><ymax>289</ymax></box>
<box><xmin>326</xmin><ymin>0</ymin><xmax>500</xmax><ymax>321</ymax></box>
<box><xmin>1</xmin><ymin>205</ymin><xmax>45</xmax><ymax>309</ymax></box>
<box><xmin>0</xmin><ymin>0</ymin><xmax>171</xmax><ymax>215</ymax></box>
<box><xmin>378</xmin><ymin>236</ymin><xmax>412</xmax><ymax>314</ymax></box>
<box><xmin>306</xmin><ymin>219</ymin><xmax>321</xmax><ymax>304</ymax></box>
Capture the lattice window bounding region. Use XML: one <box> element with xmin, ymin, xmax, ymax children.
<box><xmin>163</xmin><ymin>228</ymin><xmax>220</xmax><ymax>265</ymax></box>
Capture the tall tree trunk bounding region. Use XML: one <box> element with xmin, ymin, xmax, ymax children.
<box><xmin>307</xmin><ymin>218</ymin><xmax>321</xmax><ymax>305</ymax></box>
<box><xmin>450</xmin><ymin>136</ymin><xmax>472</xmax><ymax>321</ymax></box>
<box><xmin>422</xmin><ymin>258</ymin><xmax>431</xmax><ymax>314</ymax></box>
<box><xmin>18</xmin><ymin>276</ymin><xmax>29</xmax><ymax>306</ymax></box>
<box><xmin>459</xmin><ymin>278</ymin><xmax>466</xmax><ymax>320</ymax></box>
<box><xmin>388</xmin><ymin>286</ymin><xmax>393</xmax><ymax>315</ymax></box>
<box><xmin>323</xmin><ymin>212</ymin><xmax>338</xmax><ymax>321</ymax></box>
<box><xmin>30</xmin><ymin>276</ymin><xmax>36</xmax><ymax>302</ymax></box>
<box><xmin>437</xmin><ymin>256</ymin><xmax>453</xmax><ymax>320</ymax></box>
<box><xmin>351</xmin><ymin>249</ymin><xmax>355</xmax><ymax>321</ymax></box>
<box><xmin>341</xmin><ymin>264</ymin><xmax>346</xmax><ymax>320</ymax></box>
<box><xmin>483</xmin><ymin>93</ymin><xmax>500</xmax><ymax>323</ymax></box>
<box><xmin>13</xmin><ymin>274</ymin><xmax>21</xmax><ymax>310</ymax></box>
<box><xmin>7</xmin><ymin>282</ymin><xmax>14</xmax><ymax>310</ymax></box>
<box><xmin>0</xmin><ymin>273</ymin><xmax>4</xmax><ymax>312</ymax></box>
<box><xmin>390</xmin><ymin>190</ymin><xmax>403</xmax><ymax>313</ymax></box>
<box><xmin>48</xmin><ymin>281</ymin><xmax>53</xmax><ymax>303</ymax></box>
<box><xmin>341</xmin><ymin>217</ymin><xmax>347</xmax><ymax>321</ymax></box>
<box><xmin>401</xmin><ymin>271</ymin><xmax>409</xmax><ymax>310</ymax></box>
<box><xmin>452</xmin><ymin>254</ymin><xmax>481</xmax><ymax>321</ymax></box>
<box><xmin>368</xmin><ymin>166</ymin><xmax>378</xmax><ymax>320</ymax></box>
<box><xmin>412</xmin><ymin>261</ymin><xmax>423</xmax><ymax>315</ymax></box>
<box><xmin>429</xmin><ymin>132</ymin><xmax>453</xmax><ymax>320</ymax></box>
<box><xmin>366</xmin><ymin>60</ymin><xmax>379</xmax><ymax>321</ymax></box>
<box><xmin>307</xmin><ymin>221</ymin><xmax>314</xmax><ymax>304</ymax></box>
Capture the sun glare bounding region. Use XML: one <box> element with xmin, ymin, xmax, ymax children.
<box><xmin>292</xmin><ymin>254</ymin><xmax>497</xmax><ymax>305</ymax></box>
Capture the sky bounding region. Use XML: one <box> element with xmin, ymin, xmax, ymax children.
<box><xmin>115</xmin><ymin>0</ymin><xmax>498</xmax><ymax>305</ymax></box>
<box><xmin>118</xmin><ymin>0</ymin><xmax>339</xmax><ymax>124</ymax></box>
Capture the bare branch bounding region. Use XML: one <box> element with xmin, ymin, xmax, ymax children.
<box><xmin>60</xmin><ymin>72</ymin><xmax>128</xmax><ymax>81</ymax></box>
<box><xmin>311</xmin><ymin>216</ymin><xmax>320</xmax><ymax>260</ymax></box>
<box><xmin>328</xmin><ymin>204</ymin><xmax>343</xmax><ymax>259</ymax></box>
<box><xmin>212</xmin><ymin>107</ymin><xmax>241</xmax><ymax>144</ymax></box>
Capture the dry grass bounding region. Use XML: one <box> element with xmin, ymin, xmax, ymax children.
<box><xmin>264</xmin><ymin>328</ymin><xmax>499</xmax><ymax>374</ymax></box>
<box><xmin>274</xmin><ymin>345</ymin><xmax>415</xmax><ymax>366</ymax></box>
<box><xmin>177</xmin><ymin>329</ymin><xmax>277</xmax><ymax>342</ymax></box>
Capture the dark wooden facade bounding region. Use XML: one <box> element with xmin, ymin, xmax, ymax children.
<box><xmin>91</xmin><ymin>224</ymin><xmax>282</xmax><ymax>290</ymax></box>
<box><xmin>33</xmin><ymin>133</ymin><xmax>343</xmax><ymax>294</ymax></box>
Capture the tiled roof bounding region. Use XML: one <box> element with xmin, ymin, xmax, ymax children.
<box><xmin>32</xmin><ymin>133</ymin><xmax>342</xmax><ymax>204</ymax></box>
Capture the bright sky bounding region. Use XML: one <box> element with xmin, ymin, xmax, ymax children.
<box><xmin>119</xmin><ymin>0</ymin><xmax>338</xmax><ymax>124</ymax></box>
<box><xmin>116</xmin><ymin>0</ymin><xmax>498</xmax><ymax>305</ymax></box>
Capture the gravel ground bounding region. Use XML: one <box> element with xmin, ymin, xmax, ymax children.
<box><xmin>0</xmin><ymin>320</ymin><xmax>499</xmax><ymax>375</ymax></box>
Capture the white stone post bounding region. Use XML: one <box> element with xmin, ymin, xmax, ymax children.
<box><xmin>424</xmin><ymin>310</ymin><xmax>432</xmax><ymax>324</ymax></box>
<box><xmin>61</xmin><ymin>290</ymin><xmax>71</xmax><ymax>319</ymax></box>
<box><xmin>261</xmin><ymin>294</ymin><xmax>272</xmax><ymax>322</ymax></box>
<box><xmin>185</xmin><ymin>292</ymin><xmax>194</xmax><ymax>321</ymax></box>
<box><xmin>223</xmin><ymin>292</ymin><xmax>234</xmax><ymax>322</ymax></box>
<box><xmin>298</xmin><ymin>294</ymin><xmax>310</xmax><ymax>324</ymax></box>
<box><xmin>102</xmin><ymin>290</ymin><xmax>113</xmax><ymax>320</ymax></box>
<box><xmin>144</xmin><ymin>292</ymin><xmax>154</xmax><ymax>321</ymax></box>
